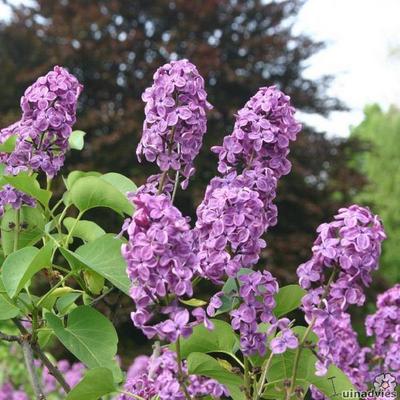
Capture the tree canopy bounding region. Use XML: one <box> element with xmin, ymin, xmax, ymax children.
<box><xmin>351</xmin><ymin>104</ymin><xmax>400</xmax><ymax>284</ymax></box>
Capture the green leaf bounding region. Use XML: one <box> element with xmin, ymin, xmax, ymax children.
<box><xmin>68</xmin><ymin>130</ymin><xmax>86</xmax><ymax>151</ymax></box>
<box><xmin>40</xmin><ymin>287</ymin><xmax>77</xmax><ymax>310</ymax></box>
<box><xmin>215</xmin><ymin>268</ymin><xmax>255</xmax><ymax>316</ymax></box>
<box><xmin>1</xmin><ymin>206</ymin><xmax>45</xmax><ymax>256</ymax></box>
<box><xmin>308</xmin><ymin>362</ymin><xmax>358</xmax><ymax>400</ymax></box>
<box><xmin>187</xmin><ymin>353</ymin><xmax>245</xmax><ymax>400</ymax></box>
<box><xmin>261</xmin><ymin>378</ymin><xmax>307</xmax><ymax>399</ymax></box>
<box><xmin>45</xmin><ymin>306</ymin><xmax>119</xmax><ymax>377</ymax></box>
<box><xmin>0</xmin><ymin>135</ymin><xmax>17</xmax><ymax>153</ymax></box>
<box><xmin>264</xmin><ymin>347</ymin><xmax>356</xmax><ymax>399</ymax></box>
<box><xmin>65</xmin><ymin>367</ymin><xmax>116</xmax><ymax>400</ymax></box>
<box><xmin>179</xmin><ymin>320</ymin><xmax>240</xmax><ymax>359</ymax></box>
<box><xmin>273</xmin><ymin>285</ymin><xmax>306</xmax><ymax>318</ymax></box>
<box><xmin>63</xmin><ymin>217</ymin><xmax>105</xmax><ymax>243</ymax></box>
<box><xmin>83</xmin><ymin>271</ymin><xmax>105</xmax><ymax>295</ymax></box>
<box><xmin>179</xmin><ymin>298</ymin><xmax>207</xmax><ymax>307</ymax></box>
<box><xmin>61</xmin><ymin>234</ymin><xmax>130</xmax><ymax>295</ymax></box>
<box><xmin>214</xmin><ymin>293</ymin><xmax>240</xmax><ymax>316</ymax></box>
<box><xmin>222</xmin><ymin>268</ymin><xmax>253</xmax><ymax>294</ymax></box>
<box><xmin>56</xmin><ymin>292</ymin><xmax>81</xmax><ymax>315</ymax></box>
<box><xmin>0</xmin><ymin>293</ymin><xmax>20</xmax><ymax>319</ymax></box>
<box><xmin>3</xmin><ymin>173</ymin><xmax>51</xmax><ymax>206</ymax></box>
<box><xmin>69</xmin><ymin>176</ymin><xmax>133</xmax><ymax>215</ymax></box>
<box><xmin>1</xmin><ymin>243</ymin><xmax>53</xmax><ymax>298</ymax></box>
<box><xmin>100</xmin><ymin>172</ymin><xmax>137</xmax><ymax>194</ymax></box>
<box><xmin>65</xmin><ymin>171</ymin><xmax>101</xmax><ymax>190</ymax></box>
<box><xmin>38</xmin><ymin>328</ymin><xmax>53</xmax><ymax>348</ymax></box>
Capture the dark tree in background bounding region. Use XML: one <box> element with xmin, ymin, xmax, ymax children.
<box><xmin>0</xmin><ymin>0</ymin><xmax>366</xmax><ymax>285</ymax></box>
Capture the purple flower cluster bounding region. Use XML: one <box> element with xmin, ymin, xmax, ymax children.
<box><xmin>119</xmin><ymin>349</ymin><xmax>228</xmax><ymax>400</ymax></box>
<box><xmin>228</xmin><ymin>271</ymin><xmax>280</xmax><ymax>356</ymax></box>
<box><xmin>195</xmin><ymin>87</ymin><xmax>300</xmax><ymax>282</ymax></box>
<box><xmin>0</xmin><ymin>184</ymin><xmax>36</xmax><ymax>216</ymax></box>
<box><xmin>269</xmin><ymin>318</ymin><xmax>299</xmax><ymax>355</ymax></box>
<box><xmin>0</xmin><ymin>66</ymin><xmax>82</xmax><ymax>177</ymax></box>
<box><xmin>365</xmin><ymin>284</ymin><xmax>400</xmax><ymax>381</ymax></box>
<box><xmin>298</xmin><ymin>205</ymin><xmax>386</xmax><ymax>376</ymax></box>
<box><xmin>122</xmin><ymin>193</ymin><xmax>204</xmax><ymax>341</ymax></box>
<box><xmin>137</xmin><ymin>59</ymin><xmax>212</xmax><ymax>189</ymax></box>
<box><xmin>0</xmin><ymin>382</ymin><xmax>28</xmax><ymax>400</ymax></box>
<box><xmin>212</xmin><ymin>86</ymin><xmax>301</xmax><ymax>178</ymax></box>
<box><xmin>195</xmin><ymin>169</ymin><xmax>277</xmax><ymax>282</ymax></box>
<box><xmin>298</xmin><ymin>205</ymin><xmax>386</xmax><ymax>308</ymax></box>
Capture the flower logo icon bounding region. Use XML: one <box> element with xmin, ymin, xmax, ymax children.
<box><xmin>374</xmin><ymin>373</ymin><xmax>397</xmax><ymax>392</ymax></box>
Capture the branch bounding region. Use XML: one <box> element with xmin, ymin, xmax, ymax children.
<box><xmin>21</xmin><ymin>338</ymin><xmax>46</xmax><ymax>400</ymax></box>
<box><xmin>32</xmin><ymin>342</ymin><xmax>71</xmax><ymax>393</ymax></box>
<box><xmin>13</xmin><ymin>319</ymin><xmax>71</xmax><ymax>393</ymax></box>
<box><xmin>0</xmin><ymin>331</ymin><xmax>20</xmax><ymax>342</ymax></box>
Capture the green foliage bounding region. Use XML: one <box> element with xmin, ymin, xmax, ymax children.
<box><xmin>68</xmin><ymin>130</ymin><xmax>86</xmax><ymax>151</ymax></box>
<box><xmin>351</xmin><ymin>104</ymin><xmax>400</xmax><ymax>283</ymax></box>
<box><xmin>1</xmin><ymin>243</ymin><xmax>52</xmax><ymax>298</ymax></box>
<box><xmin>1</xmin><ymin>206</ymin><xmax>46</xmax><ymax>256</ymax></box>
<box><xmin>187</xmin><ymin>352</ymin><xmax>245</xmax><ymax>400</ymax></box>
<box><xmin>69</xmin><ymin>175</ymin><xmax>133</xmax><ymax>215</ymax></box>
<box><xmin>45</xmin><ymin>306</ymin><xmax>121</xmax><ymax>380</ymax></box>
<box><xmin>63</xmin><ymin>217</ymin><xmax>105</xmax><ymax>243</ymax></box>
<box><xmin>264</xmin><ymin>347</ymin><xmax>356</xmax><ymax>399</ymax></box>
<box><xmin>61</xmin><ymin>234</ymin><xmax>131</xmax><ymax>295</ymax></box>
<box><xmin>273</xmin><ymin>285</ymin><xmax>306</xmax><ymax>318</ymax></box>
<box><xmin>65</xmin><ymin>368</ymin><xmax>116</xmax><ymax>400</ymax></box>
<box><xmin>0</xmin><ymin>292</ymin><xmax>20</xmax><ymax>320</ymax></box>
<box><xmin>179</xmin><ymin>319</ymin><xmax>240</xmax><ymax>359</ymax></box>
<box><xmin>3</xmin><ymin>173</ymin><xmax>51</xmax><ymax>206</ymax></box>
<box><xmin>0</xmin><ymin>135</ymin><xmax>17</xmax><ymax>153</ymax></box>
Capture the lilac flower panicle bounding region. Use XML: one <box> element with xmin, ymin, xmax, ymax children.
<box><xmin>297</xmin><ymin>205</ymin><xmax>386</xmax><ymax>380</ymax></box>
<box><xmin>137</xmin><ymin>59</ymin><xmax>212</xmax><ymax>189</ymax></box>
<box><xmin>228</xmin><ymin>271</ymin><xmax>281</xmax><ymax>356</ymax></box>
<box><xmin>298</xmin><ymin>205</ymin><xmax>386</xmax><ymax>309</ymax></box>
<box><xmin>122</xmin><ymin>192</ymin><xmax>203</xmax><ymax>341</ymax></box>
<box><xmin>195</xmin><ymin>168</ymin><xmax>277</xmax><ymax>282</ymax></box>
<box><xmin>195</xmin><ymin>86</ymin><xmax>300</xmax><ymax>282</ymax></box>
<box><xmin>0</xmin><ymin>66</ymin><xmax>82</xmax><ymax>177</ymax></box>
<box><xmin>119</xmin><ymin>349</ymin><xmax>228</xmax><ymax>400</ymax></box>
<box><xmin>212</xmin><ymin>86</ymin><xmax>301</xmax><ymax>179</ymax></box>
<box><xmin>365</xmin><ymin>284</ymin><xmax>400</xmax><ymax>381</ymax></box>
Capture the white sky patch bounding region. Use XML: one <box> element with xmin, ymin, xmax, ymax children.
<box><xmin>1</xmin><ymin>0</ymin><xmax>400</xmax><ymax>137</ymax></box>
<box><xmin>295</xmin><ymin>0</ymin><xmax>400</xmax><ymax>136</ymax></box>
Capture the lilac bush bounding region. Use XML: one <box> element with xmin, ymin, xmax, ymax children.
<box><xmin>0</xmin><ymin>61</ymin><xmax>398</xmax><ymax>400</ymax></box>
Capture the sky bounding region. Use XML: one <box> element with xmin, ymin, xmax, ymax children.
<box><xmin>1</xmin><ymin>0</ymin><xmax>399</xmax><ymax>137</ymax></box>
<box><xmin>294</xmin><ymin>0</ymin><xmax>400</xmax><ymax>136</ymax></box>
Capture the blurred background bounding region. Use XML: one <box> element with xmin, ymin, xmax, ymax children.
<box><xmin>0</xmin><ymin>0</ymin><xmax>399</xmax><ymax>362</ymax></box>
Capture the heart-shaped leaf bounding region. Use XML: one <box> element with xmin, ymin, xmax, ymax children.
<box><xmin>45</xmin><ymin>306</ymin><xmax>120</xmax><ymax>380</ymax></box>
